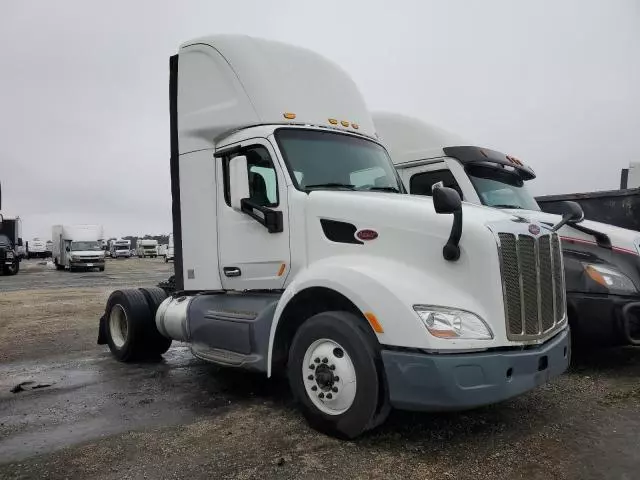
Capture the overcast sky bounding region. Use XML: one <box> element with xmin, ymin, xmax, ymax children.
<box><xmin>1</xmin><ymin>0</ymin><xmax>638</xmax><ymax>239</ymax></box>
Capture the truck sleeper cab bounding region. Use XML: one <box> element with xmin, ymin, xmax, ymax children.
<box><xmin>374</xmin><ymin>112</ymin><xmax>640</xmax><ymax>347</ymax></box>
<box><xmin>97</xmin><ymin>36</ymin><xmax>570</xmax><ymax>439</ymax></box>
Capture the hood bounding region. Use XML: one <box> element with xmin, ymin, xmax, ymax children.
<box><xmin>502</xmin><ymin>208</ymin><xmax>640</xmax><ymax>256</ymax></box>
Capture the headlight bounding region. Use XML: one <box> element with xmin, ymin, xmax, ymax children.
<box><xmin>6</xmin><ymin>252</ymin><xmax>14</xmax><ymax>259</ymax></box>
<box><xmin>584</xmin><ymin>264</ymin><xmax>638</xmax><ymax>294</ymax></box>
<box><xmin>70</xmin><ymin>255</ymin><xmax>78</xmax><ymax>261</ymax></box>
<box><xmin>413</xmin><ymin>305</ymin><xmax>493</xmax><ymax>340</ymax></box>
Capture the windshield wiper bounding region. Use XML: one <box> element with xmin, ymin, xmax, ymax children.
<box><xmin>367</xmin><ymin>186</ymin><xmax>401</xmax><ymax>193</ymax></box>
<box><xmin>304</xmin><ymin>183</ymin><xmax>356</xmax><ymax>191</ymax></box>
<box><xmin>492</xmin><ymin>204</ymin><xmax>523</xmax><ymax>209</ymax></box>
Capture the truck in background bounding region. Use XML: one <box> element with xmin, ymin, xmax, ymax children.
<box><xmin>158</xmin><ymin>244</ymin><xmax>168</xmax><ymax>258</ymax></box>
<box><xmin>97</xmin><ymin>36</ymin><xmax>570</xmax><ymax>438</ymax></box>
<box><xmin>27</xmin><ymin>237</ymin><xmax>48</xmax><ymax>259</ymax></box>
<box><xmin>0</xmin><ymin>185</ymin><xmax>21</xmax><ymax>274</ymax></box>
<box><xmin>110</xmin><ymin>239</ymin><xmax>132</xmax><ymax>258</ymax></box>
<box><xmin>137</xmin><ymin>239</ymin><xmax>158</xmax><ymax>258</ymax></box>
<box><xmin>374</xmin><ymin>112</ymin><xmax>640</xmax><ymax>348</ymax></box>
<box><xmin>165</xmin><ymin>233</ymin><xmax>174</xmax><ymax>263</ymax></box>
<box><xmin>52</xmin><ymin>225</ymin><xmax>106</xmax><ymax>272</ymax></box>
<box><xmin>536</xmin><ymin>187</ymin><xmax>640</xmax><ymax>233</ymax></box>
<box><xmin>46</xmin><ymin>240</ymin><xmax>53</xmax><ymax>257</ymax></box>
<box><xmin>0</xmin><ymin>216</ymin><xmax>25</xmax><ymax>261</ymax></box>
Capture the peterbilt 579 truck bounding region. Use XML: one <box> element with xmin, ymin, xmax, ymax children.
<box><xmin>374</xmin><ymin>112</ymin><xmax>640</xmax><ymax>348</ymax></box>
<box><xmin>97</xmin><ymin>36</ymin><xmax>570</xmax><ymax>438</ymax></box>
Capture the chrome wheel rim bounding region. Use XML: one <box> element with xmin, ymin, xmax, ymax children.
<box><xmin>302</xmin><ymin>339</ymin><xmax>357</xmax><ymax>415</ymax></box>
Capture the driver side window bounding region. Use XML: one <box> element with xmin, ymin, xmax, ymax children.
<box><xmin>410</xmin><ymin>169</ymin><xmax>463</xmax><ymax>199</ymax></box>
<box><xmin>223</xmin><ymin>146</ymin><xmax>279</xmax><ymax>207</ymax></box>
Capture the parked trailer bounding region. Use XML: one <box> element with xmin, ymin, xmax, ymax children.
<box><xmin>97</xmin><ymin>36</ymin><xmax>570</xmax><ymax>438</ymax></box>
<box><xmin>165</xmin><ymin>233</ymin><xmax>174</xmax><ymax>263</ymax></box>
<box><xmin>536</xmin><ymin>188</ymin><xmax>640</xmax><ymax>233</ymax></box>
<box><xmin>374</xmin><ymin>112</ymin><xmax>640</xmax><ymax>347</ymax></box>
<box><xmin>52</xmin><ymin>225</ymin><xmax>106</xmax><ymax>272</ymax></box>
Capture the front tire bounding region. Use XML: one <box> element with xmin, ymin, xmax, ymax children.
<box><xmin>3</xmin><ymin>262</ymin><xmax>19</xmax><ymax>275</ymax></box>
<box><xmin>288</xmin><ymin>311</ymin><xmax>389</xmax><ymax>439</ymax></box>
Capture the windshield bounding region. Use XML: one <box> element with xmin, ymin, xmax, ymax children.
<box><xmin>143</xmin><ymin>245</ymin><xmax>155</xmax><ymax>249</ymax></box>
<box><xmin>71</xmin><ymin>241</ymin><xmax>102</xmax><ymax>251</ymax></box>
<box><xmin>115</xmin><ymin>245</ymin><xmax>129</xmax><ymax>250</ymax></box>
<box><xmin>275</xmin><ymin>129</ymin><xmax>402</xmax><ymax>192</ymax></box>
<box><xmin>466</xmin><ymin>164</ymin><xmax>540</xmax><ymax>211</ymax></box>
<box><xmin>0</xmin><ymin>234</ymin><xmax>12</xmax><ymax>247</ymax></box>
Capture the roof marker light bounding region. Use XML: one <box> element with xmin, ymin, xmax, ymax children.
<box><xmin>351</xmin><ymin>123</ymin><xmax>359</xmax><ymax>129</ymax></box>
<box><xmin>328</xmin><ymin>118</ymin><xmax>338</xmax><ymax>125</ymax></box>
<box><xmin>340</xmin><ymin>120</ymin><xmax>350</xmax><ymax>127</ymax></box>
<box><xmin>283</xmin><ymin>112</ymin><xmax>296</xmax><ymax>120</ymax></box>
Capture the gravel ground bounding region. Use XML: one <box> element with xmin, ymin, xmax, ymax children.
<box><xmin>1</xmin><ymin>259</ymin><xmax>639</xmax><ymax>479</ymax></box>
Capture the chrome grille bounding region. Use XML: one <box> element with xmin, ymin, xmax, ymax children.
<box><xmin>498</xmin><ymin>232</ymin><xmax>566</xmax><ymax>340</ymax></box>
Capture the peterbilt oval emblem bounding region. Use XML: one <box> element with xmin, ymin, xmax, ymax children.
<box><xmin>356</xmin><ymin>229</ymin><xmax>378</xmax><ymax>241</ymax></box>
<box><xmin>528</xmin><ymin>224</ymin><xmax>541</xmax><ymax>235</ymax></box>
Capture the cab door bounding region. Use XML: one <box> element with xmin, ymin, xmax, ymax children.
<box><xmin>216</xmin><ymin>139</ymin><xmax>291</xmax><ymax>291</ymax></box>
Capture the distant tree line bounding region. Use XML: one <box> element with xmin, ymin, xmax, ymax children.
<box><xmin>105</xmin><ymin>234</ymin><xmax>169</xmax><ymax>250</ymax></box>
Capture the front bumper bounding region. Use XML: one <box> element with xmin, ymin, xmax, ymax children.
<box><xmin>71</xmin><ymin>259</ymin><xmax>105</xmax><ymax>267</ymax></box>
<box><xmin>381</xmin><ymin>327</ymin><xmax>570</xmax><ymax>411</ymax></box>
<box><xmin>568</xmin><ymin>292</ymin><xmax>640</xmax><ymax>346</ymax></box>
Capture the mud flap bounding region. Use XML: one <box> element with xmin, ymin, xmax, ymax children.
<box><xmin>97</xmin><ymin>314</ymin><xmax>107</xmax><ymax>344</ymax></box>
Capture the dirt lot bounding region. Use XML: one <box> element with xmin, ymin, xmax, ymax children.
<box><xmin>1</xmin><ymin>259</ymin><xmax>640</xmax><ymax>479</ymax></box>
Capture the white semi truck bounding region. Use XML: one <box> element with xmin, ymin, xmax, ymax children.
<box><xmin>374</xmin><ymin>112</ymin><xmax>640</xmax><ymax>347</ymax></box>
<box><xmin>52</xmin><ymin>224</ymin><xmax>106</xmax><ymax>271</ymax></box>
<box><xmin>137</xmin><ymin>239</ymin><xmax>159</xmax><ymax>258</ymax></box>
<box><xmin>97</xmin><ymin>36</ymin><xmax>571</xmax><ymax>438</ymax></box>
<box><xmin>27</xmin><ymin>237</ymin><xmax>48</xmax><ymax>259</ymax></box>
<box><xmin>110</xmin><ymin>239</ymin><xmax>132</xmax><ymax>258</ymax></box>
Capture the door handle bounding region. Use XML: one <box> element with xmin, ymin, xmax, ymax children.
<box><xmin>223</xmin><ymin>267</ymin><xmax>241</xmax><ymax>277</ymax></box>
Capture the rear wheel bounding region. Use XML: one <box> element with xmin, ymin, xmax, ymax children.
<box><xmin>138</xmin><ymin>287</ymin><xmax>172</xmax><ymax>355</ymax></box>
<box><xmin>104</xmin><ymin>289</ymin><xmax>169</xmax><ymax>362</ymax></box>
<box><xmin>288</xmin><ymin>311</ymin><xmax>389</xmax><ymax>439</ymax></box>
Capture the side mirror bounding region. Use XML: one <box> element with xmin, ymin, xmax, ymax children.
<box><xmin>229</xmin><ymin>155</ymin><xmax>250</xmax><ymax>211</ymax></box>
<box><xmin>552</xmin><ymin>201</ymin><xmax>584</xmax><ymax>232</ymax></box>
<box><xmin>65</xmin><ymin>246</ymin><xmax>70</xmax><ymax>252</ymax></box>
<box><xmin>432</xmin><ymin>186</ymin><xmax>463</xmax><ymax>261</ymax></box>
<box><xmin>433</xmin><ymin>185</ymin><xmax>462</xmax><ymax>214</ymax></box>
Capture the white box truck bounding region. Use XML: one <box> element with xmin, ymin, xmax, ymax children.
<box><xmin>52</xmin><ymin>224</ymin><xmax>106</xmax><ymax>271</ymax></box>
<box><xmin>110</xmin><ymin>239</ymin><xmax>132</xmax><ymax>258</ymax></box>
<box><xmin>97</xmin><ymin>36</ymin><xmax>570</xmax><ymax>438</ymax></box>
<box><xmin>137</xmin><ymin>239</ymin><xmax>159</xmax><ymax>258</ymax></box>
<box><xmin>374</xmin><ymin>112</ymin><xmax>640</xmax><ymax>348</ymax></box>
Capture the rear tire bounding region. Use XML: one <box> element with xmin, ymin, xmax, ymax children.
<box><xmin>288</xmin><ymin>311</ymin><xmax>389</xmax><ymax>439</ymax></box>
<box><xmin>138</xmin><ymin>287</ymin><xmax>172</xmax><ymax>355</ymax></box>
<box><xmin>104</xmin><ymin>289</ymin><xmax>168</xmax><ymax>362</ymax></box>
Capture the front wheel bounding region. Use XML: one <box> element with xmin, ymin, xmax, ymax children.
<box><xmin>288</xmin><ymin>311</ymin><xmax>389</xmax><ymax>439</ymax></box>
<box><xmin>3</xmin><ymin>262</ymin><xmax>19</xmax><ymax>275</ymax></box>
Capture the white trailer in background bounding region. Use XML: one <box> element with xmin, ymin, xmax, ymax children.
<box><xmin>110</xmin><ymin>239</ymin><xmax>132</xmax><ymax>258</ymax></box>
<box><xmin>52</xmin><ymin>224</ymin><xmax>106</xmax><ymax>271</ymax></box>
<box><xmin>137</xmin><ymin>239</ymin><xmax>159</xmax><ymax>258</ymax></box>
<box><xmin>98</xmin><ymin>35</ymin><xmax>571</xmax><ymax>439</ymax></box>
<box><xmin>628</xmin><ymin>162</ymin><xmax>640</xmax><ymax>189</ymax></box>
<box><xmin>27</xmin><ymin>238</ymin><xmax>48</xmax><ymax>259</ymax></box>
<box><xmin>165</xmin><ymin>233</ymin><xmax>174</xmax><ymax>263</ymax></box>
